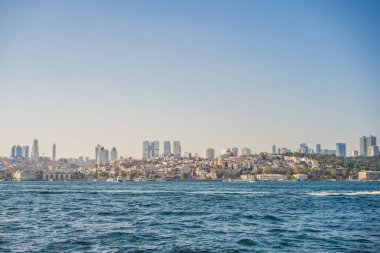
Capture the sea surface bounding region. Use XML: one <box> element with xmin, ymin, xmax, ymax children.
<box><xmin>0</xmin><ymin>181</ymin><xmax>379</xmax><ymax>252</ymax></box>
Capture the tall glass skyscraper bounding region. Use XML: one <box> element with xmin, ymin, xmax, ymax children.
<box><xmin>336</xmin><ymin>143</ymin><xmax>346</xmax><ymax>157</ymax></box>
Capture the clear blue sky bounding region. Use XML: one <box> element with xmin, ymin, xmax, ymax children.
<box><xmin>0</xmin><ymin>0</ymin><xmax>379</xmax><ymax>158</ymax></box>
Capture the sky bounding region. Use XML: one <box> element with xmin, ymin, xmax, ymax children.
<box><xmin>0</xmin><ymin>0</ymin><xmax>379</xmax><ymax>159</ymax></box>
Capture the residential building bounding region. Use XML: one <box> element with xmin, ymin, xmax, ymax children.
<box><xmin>336</xmin><ymin>143</ymin><xmax>346</xmax><ymax>157</ymax></box>
<box><xmin>358</xmin><ymin>171</ymin><xmax>380</xmax><ymax>180</ymax></box>
<box><xmin>351</xmin><ymin>150</ymin><xmax>359</xmax><ymax>157</ymax></box>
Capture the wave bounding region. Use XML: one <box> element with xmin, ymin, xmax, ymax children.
<box><xmin>186</xmin><ymin>191</ymin><xmax>270</xmax><ymax>195</ymax></box>
<box><xmin>308</xmin><ymin>191</ymin><xmax>380</xmax><ymax>196</ymax></box>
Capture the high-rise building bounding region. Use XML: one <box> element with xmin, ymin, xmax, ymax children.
<box><xmin>368</xmin><ymin>146</ymin><xmax>379</xmax><ymax>157</ymax></box>
<box><xmin>163</xmin><ymin>141</ymin><xmax>171</xmax><ymax>156</ymax></box>
<box><xmin>368</xmin><ymin>135</ymin><xmax>377</xmax><ymax>147</ymax></box>
<box><xmin>205</xmin><ymin>148</ymin><xmax>215</xmax><ymax>159</ymax></box>
<box><xmin>95</xmin><ymin>144</ymin><xmax>101</xmax><ymax>162</ymax></box>
<box><xmin>31</xmin><ymin>139</ymin><xmax>39</xmax><ymax>161</ymax></box>
<box><xmin>315</xmin><ymin>144</ymin><xmax>320</xmax><ymax>154</ymax></box>
<box><xmin>360</xmin><ymin>136</ymin><xmax>368</xmax><ymax>157</ymax></box>
<box><xmin>22</xmin><ymin>145</ymin><xmax>29</xmax><ymax>159</ymax></box>
<box><xmin>11</xmin><ymin>145</ymin><xmax>16</xmax><ymax>157</ymax></box>
<box><xmin>300</xmin><ymin>143</ymin><xmax>308</xmax><ymax>154</ymax></box>
<box><xmin>143</xmin><ymin>141</ymin><xmax>150</xmax><ymax>159</ymax></box>
<box><xmin>153</xmin><ymin>141</ymin><xmax>159</xmax><ymax>157</ymax></box>
<box><xmin>111</xmin><ymin>147</ymin><xmax>118</xmax><ymax>161</ymax></box>
<box><xmin>242</xmin><ymin>147</ymin><xmax>251</xmax><ymax>156</ymax></box>
<box><xmin>173</xmin><ymin>141</ymin><xmax>181</xmax><ymax>157</ymax></box>
<box><xmin>143</xmin><ymin>141</ymin><xmax>159</xmax><ymax>159</ymax></box>
<box><xmin>336</xmin><ymin>143</ymin><xmax>346</xmax><ymax>157</ymax></box>
<box><xmin>272</xmin><ymin>145</ymin><xmax>276</xmax><ymax>154</ymax></box>
<box><xmin>52</xmin><ymin>143</ymin><xmax>56</xmax><ymax>161</ymax></box>
<box><xmin>97</xmin><ymin>147</ymin><xmax>109</xmax><ymax>163</ymax></box>
<box><xmin>231</xmin><ymin>147</ymin><xmax>238</xmax><ymax>156</ymax></box>
<box><xmin>351</xmin><ymin>150</ymin><xmax>359</xmax><ymax>157</ymax></box>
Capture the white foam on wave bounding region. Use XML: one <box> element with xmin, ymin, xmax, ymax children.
<box><xmin>308</xmin><ymin>191</ymin><xmax>380</xmax><ymax>196</ymax></box>
<box><xmin>187</xmin><ymin>191</ymin><xmax>270</xmax><ymax>195</ymax></box>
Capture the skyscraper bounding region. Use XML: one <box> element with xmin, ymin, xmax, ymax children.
<box><xmin>205</xmin><ymin>148</ymin><xmax>215</xmax><ymax>159</ymax></box>
<box><xmin>272</xmin><ymin>145</ymin><xmax>276</xmax><ymax>154</ymax></box>
<box><xmin>95</xmin><ymin>144</ymin><xmax>101</xmax><ymax>162</ymax></box>
<box><xmin>336</xmin><ymin>143</ymin><xmax>346</xmax><ymax>157</ymax></box>
<box><xmin>316</xmin><ymin>144</ymin><xmax>322</xmax><ymax>155</ymax></box>
<box><xmin>52</xmin><ymin>143</ymin><xmax>56</xmax><ymax>161</ymax></box>
<box><xmin>300</xmin><ymin>143</ymin><xmax>308</xmax><ymax>154</ymax></box>
<box><xmin>368</xmin><ymin>135</ymin><xmax>377</xmax><ymax>147</ymax></box>
<box><xmin>22</xmin><ymin>145</ymin><xmax>29</xmax><ymax>159</ymax></box>
<box><xmin>143</xmin><ymin>141</ymin><xmax>159</xmax><ymax>159</ymax></box>
<box><xmin>242</xmin><ymin>147</ymin><xmax>251</xmax><ymax>156</ymax></box>
<box><xmin>360</xmin><ymin>136</ymin><xmax>368</xmax><ymax>157</ymax></box>
<box><xmin>152</xmin><ymin>141</ymin><xmax>159</xmax><ymax>157</ymax></box>
<box><xmin>173</xmin><ymin>141</ymin><xmax>181</xmax><ymax>157</ymax></box>
<box><xmin>163</xmin><ymin>141</ymin><xmax>171</xmax><ymax>156</ymax></box>
<box><xmin>31</xmin><ymin>139</ymin><xmax>39</xmax><ymax>161</ymax></box>
<box><xmin>11</xmin><ymin>145</ymin><xmax>16</xmax><ymax>157</ymax></box>
<box><xmin>111</xmin><ymin>147</ymin><xmax>118</xmax><ymax>161</ymax></box>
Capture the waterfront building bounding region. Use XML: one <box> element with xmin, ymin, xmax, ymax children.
<box><xmin>173</xmin><ymin>141</ymin><xmax>181</xmax><ymax>157</ymax></box>
<box><xmin>272</xmin><ymin>145</ymin><xmax>276</xmax><ymax>154</ymax></box>
<box><xmin>231</xmin><ymin>147</ymin><xmax>238</xmax><ymax>156</ymax></box>
<box><xmin>52</xmin><ymin>143</ymin><xmax>56</xmax><ymax>161</ymax></box>
<box><xmin>22</xmin><ymin>145</ymin><xmax>29</xmax><ymax>159</ymax></box>
<box><xmin>336</xmin><ymin>143</ymin><xmax>346</xmax><ymax>157</ymax></box>
<box><xmin>294</xmin><ymin>174</ymin><xmax>308</xmax><ymax>181</ymax></box>
<box><xmin>163</xmin><ymin>141</ymin><xmax>171</xmax><ymax>156</ymax></box>
<box><xmin>315</xmin><ymin>145</ymin><xmax>320</xmax><ymax>154</ymax></box>
<box><xmin>368</xmin><ymin>146</ymin><xmax>379</xmax><ymax>157</ymax></box>
<box><xmin>358</xmin><ymin>171</ymin><xmax>380</xmax><ymax>180</ymax></box>
<box><xmin>205</xmin><ymin>148</ymin><xmax>215</xmax><ymax>159</ymax></box>
<box><xmin>111</xmin><ymin>147</ymin><xmax>117</xmax><ymax>161</ymax></box>
<box><xmin>31</xmin><ymin>139</ymin><xmax>39</xmax><ymax>161</ymax></box>
<box><xmin>242</xmin><ymin>147</ymin><xmax>251</xmax><ymax>156</ymax></box>
<box><xmin>257</xmin><ymin>174</ymin><xmax>287</xmax><ymax>181</ymax></box>
<box><xmin>13</xmin><ymin>170</ymin><xmax>38</xmax><ymax>181</ymax></box>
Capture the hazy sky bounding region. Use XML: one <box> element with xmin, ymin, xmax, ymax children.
<box><xmin>0</xmin><ymin>0</ymin><xmax>379</xmax><ymax>159</ymax></box>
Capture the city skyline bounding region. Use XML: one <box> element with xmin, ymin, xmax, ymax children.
<box><xmin>1</xmin><ymin>1</ymin><xmax>379</xmax><ymax>159</ymax></box>
<box><xmin>2</xmin><ymin>135</ymin><xmax>379</xmax><ymax>159</ymax></box>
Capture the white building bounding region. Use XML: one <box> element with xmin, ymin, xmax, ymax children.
<box><xmin>294</xmin><ymin>174</ymin><xmax>308</xmax><ymax>181</ymax></box>
<box><xmin>13</xmin><ymin>170</ymin><xmax>38</xmax><ymax>181</ymax></box>
<box><xmin>257</xmin><ymin>174</ymin><xmax>288</xmax><ymax>181</ymax></box>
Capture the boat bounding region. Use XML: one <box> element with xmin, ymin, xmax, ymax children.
<box><xmin>117</xmin><ymin>175</ymin><xmax>123</xmax><ymax>182</ymax></box>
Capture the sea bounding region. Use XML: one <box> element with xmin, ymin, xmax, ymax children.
<box><xmin>0</xmin><ymin>181</ymin><xmax>379</xmax><ymax>252</ymax></box>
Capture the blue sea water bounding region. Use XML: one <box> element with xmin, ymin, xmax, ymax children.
<box><xmin>0</xmin><ymin>181</ymin><xmax>379</xmax><ymax>252</ymax></box>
